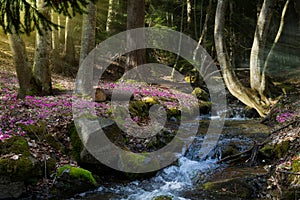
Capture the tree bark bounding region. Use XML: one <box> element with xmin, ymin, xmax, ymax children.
<box><xmin>214</xmin><ymin>0</ymin><xmax>267</xmax><ymax>117</ymax></box>
<box><xmin>250</xmin><ymin>0</ymin><xmax>276</xmax><ymax>94</ymax></box>
<box><xmin>126</xmin><ymin>0</ymin><xmax>146</xmax><ymax>72</ymax></box>
<box><xmin>77</xmin><ymin>1</ymin><xmax>97</xmax><ymax>96</ymax></box>
<box><xmin>51</xmin><ymin>11</ymin><xmax>59</xmax><ymax>51</ymax></box>
<box><xmin>79</xmin><ymin>1</ymin><xmax>97</xmax><ymax>65</ymax></box>
<box><xmin>187</xmin><ymin>0</ymin><xmax>192</xmax><ymax>30</ymax></box>
<box><xmin>193</xmin><ymin>0</ymin><xmax>212</xmax><ymax>60</ymax></box>
<box><xmin>8</xmin><ymin>32</ymin><xmax>39</xmax><ymax>98</ymax></box>
<box><xmin>64</xmin><ymin>16</ymin><xmax>75</xmax><ymax>66</ymax></box>
<box><xmin>261</xmin><ymin>0</ymin><xmax>290</xmax><ymax>96</ymax></box>
<box><xmin>106</xmin><ymin>0</ymin><xmax>118</xmax><ymax>33</ymax></box>
<box><xmin>33</xmin><ymin>0</ymin><xmax>52</xmax><ymax>95</ymax></box>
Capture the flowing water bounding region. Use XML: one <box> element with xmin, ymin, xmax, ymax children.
<box><xmin>72</xmin><ymin>111</ymin><xmax>269</xmax><ymax>200</ymax></box>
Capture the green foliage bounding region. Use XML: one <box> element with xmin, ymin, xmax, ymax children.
<box><xmin>292</xmin><ymin>160</ymin><xmax>300</xmax><ymax>173</ymax></box>
<box><xmin>0</xmin><ymin>0</ymin><xmax>91</xmax><ymax>35</ymax></box>
<box><xmin>57</xmin><ymin>164</ymin><xmax>97</xmax><ymax>186</ymax></box>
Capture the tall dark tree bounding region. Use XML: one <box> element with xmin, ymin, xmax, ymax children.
<box><xmin>126</xmin><ymin>0</ymin><xmax>146</xmax><ymax>71</ymax></box>
<box><xmin>33</xmin><ymin>0</ymin><xmax>52</xmax><ymax>95</ymax></box>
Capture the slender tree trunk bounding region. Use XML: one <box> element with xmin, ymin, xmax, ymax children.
<box><xmin>187</xmin><ymin>0</ymin><xmax>192</xmax><ymax>30</ymax></box>
<box><xmin>64</xmin><ymin>16</ymin><xmax>75</xmax><ymax>66</ymax></box>
<box><xmin>250</xmin><ymin>0</ymin><xmax>276</xmax><ymax>94</ymax></box>
<box><xmin>214</xmin><ymin>0</ymin><xmax>267</xmax><ymax>117</ymax></box>
<box><xmin>193</xmin><ymin>0</ymin><xmax>212</xmax><ymax>60</ymax></box>
<box><xmin>8</xmin><ymin>32</ymin><xmax>39</xmax><ymax>98</ymax></box>
<box><xmin>261</xmin><ymin>0</ymin><xmax>290</xmax><ymax>95</ymax></box>
<box><xmin>126</xmin><ymin>0</ymin><xmax>146</xmax><ymax>71</ymax></box>
<box><xmin>51</xmin><ymin>11</ymin><xmax>59</xmax><ymax>51</ymax></box>
<box><xmin>79</xmin><ymin>1</ymin><xmax>97</xmax><ymax>65</ymax></box>
<box><xmin>33</xmin><ymin>0</ymin><xmax>52</xmax><ymax>95</ymax></box>
<box><xmin>106</xmin><ymin>0</ymin><xmax>118</xmax><ymax>33</ymax></box>
<box><xmin>57</xmin><ymin>15</ymin><xmax>64</xmax><ymax>45</ymax></box>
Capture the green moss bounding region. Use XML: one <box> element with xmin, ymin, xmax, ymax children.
<box><xmin>119</xmin><ymin>153</ymin><xmax>160</xmax><ymax>179</ymax></box>
<box><xmin>260</xmin><ymin>141</ymin><xmax>290</xmax><ymax>159</ymax></box>
<box><xmin>0</xmin><ymin>156</ymin><xmax>41</xmax><ymax>183</ymax></box>
<box><xmin>152</xmin><ymin>195</ymin><xmax>173</xmax><ymax>200</ymax></box>
<box><xmin>292</xmin><ymin>160</ymin><xmax>300</xmax><ymax>173</ymax></box>
<box><xmin>274</xmin><ymin>140</ymin><xmax>290</xmax><ymax>158</ymax></box>
<box><xmin>192</xmin><ymin>87</ymin><xmax>209</xmax><ymax>101</ymax></box>
<box><xmin>260</xmin><ymin>144</ymin><xmax>274</xmax><ymax>158</ymax></box>
<box><xmin>57</xmin><ymin>165</ymin><xmax>97</xmax><ymax>186</ymax></box>
<box><xmin>129</xmin><ymin>100</ymin><xmax>149</xmax><ymax>117</ymax></box>
<box><xmin>18</xmin><ymin>121</ymin><xmax>47</xmax><ymax>140</ymax></box>
<box><xmin>142</xmin><ymin>96</ymin><xmax>159</xmax><ymax>105</ymax></box>
<box><xmin>2</xmin><ymin>136</ymin><xmax>30</xmax><ymax>156</ymax></box>
<box><xmin>44</xmin><ymin>134</ymin><xmax>64</xmax><ymax>152</ymax></box>
<box><xmin>203</xmin><ymin>178</ymin><xmax>253</xmax><ymax>198</ymax></box>
<box><xmin>67</xmin><ymin>122</ymin><xmax>83</xmax><ymax>162</ymax></box>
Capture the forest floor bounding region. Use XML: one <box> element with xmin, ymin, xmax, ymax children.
<box><xmin>0</xmin><ymin>33</ymin><xmax>300</xmax><ymax>199</ymax></box>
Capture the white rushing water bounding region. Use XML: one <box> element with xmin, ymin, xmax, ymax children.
<box><xmin>76</xmin><ymin>133</ymin><xmax>224</xmax><ymax>200</ymax></box>
<box><xmin>75</xmin><ymin>115</ymin><xmax>254</xmax><ymax>200</ymax></box>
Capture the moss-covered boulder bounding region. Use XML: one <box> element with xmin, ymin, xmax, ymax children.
<box><xmin>260</xmin><ymin>140</ymin><xmax>290</xmax><ymax>159</ymax></box>
<box><xmin>152</xmin><ymin>195</ymin><xmax>173</xmax><ymax>200</ymax></box>
<box><xmin>0</xmin><ymin>136</ymin><xmax>44</xmax><ymax>199</ymax></box>
<box><xmin>203</xmin><ymin>178</ymin><xmax>254</xmax><ymax>199</ymax></box>
<box><xmin>53</xmin><ymin>165</ymin><xmax>98</xmax><ymax>198</ymax></box>
<box><xmin>192</xmin><ymin>87</ymin><xmax>209</xmax><ymax>101</ymax></box>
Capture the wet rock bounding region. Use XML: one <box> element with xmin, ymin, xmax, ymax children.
<box><xmin>0</xmin><ymin>176</ymin><xmax>24</xmax><ymax>199</ymax></box>
<box><xmin>52</xmin><ymin>165</ymin><xmax>97</xmax><ymax>198</ymax></box>
<box><xmin>0</xmin><ymin>136</ymin><xmax>45</xmax><ymax>199</ymax></box>
<box><xmin>152</xmin><ymin>195</ymin><xmax>173</xmax><ymax>200</ymax></box>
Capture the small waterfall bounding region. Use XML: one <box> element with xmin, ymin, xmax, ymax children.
<box><xmin>74</xmin><ymin>118</ymin><xmax>256</xmax><ymax>200</ymax></box>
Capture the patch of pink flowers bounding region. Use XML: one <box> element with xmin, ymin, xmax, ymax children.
<box><xmin>276</xmin><ymin>111</ymin><xmax>293</xmax><ymax>123</ymax></box>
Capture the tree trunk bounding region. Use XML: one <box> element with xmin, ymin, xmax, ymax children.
<box><xmin>57</xmin><ymin>15</ymin><xmax>64</xmax><ymax>45</ymax></box>
<box><xmin>8</xmin><ymin>32</ymin><xmax>39</xmax><ymax>98</ymax></box>
<box><xmin>79</xmin><ymin>1</ymin><xmax>97</xmax><ymax>65</ymax></box>
<box><xmin>77</xmin><ymin>1</ymin><xmax>97</xmax><ymax>96</ymax></box>
<box><xmin>51</xmin><ymin>11</ymin><xmax>59</xmax><ymax>51</ymax></box>
<box><xmin>214</xmin><ymin>0</ymin><xmax>267</xmax><ymax>117</ymax></box>
<box><xmin>186</xmin><ymin>0</ymin><xmax>192</xmax><ymax>30</ymax></box>
<box><xmin>126</xmin><ymin>0</ymin><xmax>146</xmax><ymax>72</ymax></box>
<box><xmin>64</xmin><ymin>16</ymin><xmax>75</xmax><ymax>66</ymax></box>
<box><xmin>261</xmin><ymin>0</ymin><xmax>290</xmax><ymax>96</ymax></box>
<box><xmin>250</xmin><ymin>0</ymin><xmax>275</xmax><ymax>95</ymax></box>
<box><xmin>106</xmin><ymin>0</ymin><xmax>118</xmax><ymax>33</ymax></box>
<box><xmin>33</xmin><ymin>0</ymin><xmax>52</xmax><ymax>95</ymax></box>
<box><xmin>193</xmin><ymin>0</ymin><xmax>212</xmax><ymax>60</ymax></box>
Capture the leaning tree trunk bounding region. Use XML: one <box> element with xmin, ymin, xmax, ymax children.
<box><xmin>33</xmin><ymin>0</ymin><xmax>52</xmax><ymax>95</ymax></box>
<box><xmin>250</xmin><ymin>0</ymin><xmax>276</xmax><ymax>101</ymax></box>
<box><xmin>261</xmin><ymin>0</ymin><xmax>290</xmax><ymax>96</ymax></box>
<box><xmin>126</xmin><ymin>0</ymin><xmax>146</xmax><ymax>72</ymax></box>
<box><xmin>214</xmin><ymin>0</ymin><xmax>268</xmax><ymax>117</ymax></box>
<box><xmin>8</xmin><ymin>32</ymin><xmax>39</xmax><ymax>98</ymax></box>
